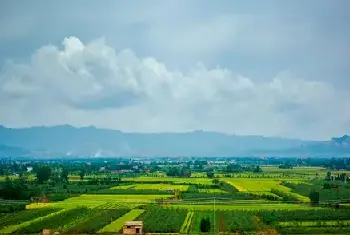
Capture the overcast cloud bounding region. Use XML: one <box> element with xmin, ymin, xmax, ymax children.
<box><xmin>0</xmin><ymin>0</ymin><xmax>349</xmax><ymax>140</ymax></box>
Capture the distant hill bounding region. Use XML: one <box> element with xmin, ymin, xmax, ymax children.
<box><xmin>0</xmin><ymin>144</ymin><xmax>30</xmax><ymax>157</ymax></box>
<box><xmin>0</xmin><ymin>125</ymin><xmax>348</xmax><ymax>158</ymax></box>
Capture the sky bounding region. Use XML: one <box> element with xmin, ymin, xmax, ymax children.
<box><xmin>0</xmin><ymin>0</ymin><xmax>349</xmax><ymax>140</ymax></box>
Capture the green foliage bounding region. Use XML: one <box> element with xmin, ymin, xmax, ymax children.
<box><xmin>271</xmin><ymin>189</ymin><xmax>310</xmax><ymax>202</ymax></box>
<box><xmin>257</xmin><ymin>209</ymin><xmax>350</xmax><ymax>224</ymax></box>
<box><xmin>0</xmin><ymin>208</ymin><xmax>58</xmax><ymax>229</ymax></box>
<box><xmin>0</xmin><ymin>202</ymin><xmax>26</xmax><ymax>213</ymax></box>
<box><xmin>36</xmin><ymin>166</ymin><xmax>52</xmax><ymax>183</ymax></box>
<box><xmin>200</xmin><ymin>217</ymin><xmax>211</xmax><ymax>232</ymax></box>
<box><xmin>61</xmin><ymin>168</ymin><xmax>69</xmax><ymax>182</ymax></box>
<box><xmin>17</xmin><ymin>207</ymin><xmax>88</xmax><ymax>233</ymax></box>
<box><xmin>206</xmin><ymin>171</ymin><xmax>215</xmax><ymax>178</ymax></box>
<box><xmin>309</xmin><ymin>190</ymin><xmax>320</xmax><ymax>205</ymax></box>
<box><xmin>282</xmin><ymin>180</ymin><xmax>350</xmax><ymax>201</ymax></box>
<box><xmin>138</xmin><ymin>206</ymin><xmax>187</xmax><ymax>233</ymax></box>
<box><xmin>0</xmin><ymin>178</ymin><xmax>33</xmax><ymax>200</ymax></box>
<box><xmin>66</xmin><ymin>209</ymin><xmax>129</xmax><ymax>233</ymax></box>
<box><xmin>181</xmin><ymin>192</ymin><xmax>257</xmax><ymax>200</ymax></box>
<box><xmin>79</xmin><ymin>169</ymin><xmax>85</xmax><ymax>180</ymax></box>
<box><xmin>217</xmin><ymin>211</ymin><xmax>266</xmax><ymax>233</ymax></box>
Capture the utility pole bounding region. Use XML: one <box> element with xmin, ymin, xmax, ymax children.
<box><xmin>213</xmin><ymin>196</ymin><xmax>216</xmax><ymax>234</ymax></box>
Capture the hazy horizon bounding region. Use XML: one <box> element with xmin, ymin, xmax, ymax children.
<box><xmin>1</xmin><ymin>0</ymin><xmax>350</xmax><ymax>141</ymax></box>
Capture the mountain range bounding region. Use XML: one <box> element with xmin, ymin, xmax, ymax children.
<box><xmin>0</xmin><ymin>125</ymin><xmax>349</xmax><ymax>158</ymax></box>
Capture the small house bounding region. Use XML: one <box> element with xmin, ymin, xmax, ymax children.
<box><xmin>123</xmin><ymin>221</ymin><xmax>143</xmax><ymax>234</ymax></box>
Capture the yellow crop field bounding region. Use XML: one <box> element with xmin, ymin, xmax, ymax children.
<box><xmin>224</xmin><ymin>179</ymin><xmax>291</xmax><ymax>192</ymax></box>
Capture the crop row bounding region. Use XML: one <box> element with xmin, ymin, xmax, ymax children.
<box><xmin>0</xmin><ymin>208</ymin><xmax>58</xmax><ymax>230</ymax></box>
<box><xmin>16</xmin><ymin>207</ymin><xmax>89</xmax><ymax>233</ymax></box>
<box><xmin>180</xmin><ymin>211</ymin><xmax>194</xmax><ymax>233</ymax></box>
<box><xmin>98</xmin><ymin>209</ymin><xmax>144</xmax><ymax>233</ymax></box>
<box><xmin>65</xmin><ymin>209</ymin><xmax>129</xmax><ymax>233</ymax></box>
<box><xmin>137</xmin><ymin>206</ymin><xmax>187</xmax><ymax>233</ymax></box>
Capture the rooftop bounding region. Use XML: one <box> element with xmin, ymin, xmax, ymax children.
<box><xmin>124</xmin><ymin>221</ymin><xmax>143</xmax><ymax>226</ymax></box>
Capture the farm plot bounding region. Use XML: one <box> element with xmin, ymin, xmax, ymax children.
<box><xmin>109</xmin><ymin>185</ymin><xmax>135</xmax><ymax>190</ymax></box>
<box><xmin>0</xmin><ymin>208</ymin><xmax>58</xmax><ymax>230</ymax></box>
<box><xmin>65</xmin><ymin>209</ymin><xmax>129</xmax><ymax>233</ymax></box>
<box><xmin>167</xmin><ymin>203</ymin><xmax>312</xmax><ymax>211</ymax></box>
<box><xmin>53</xmin><ymin>194</ymin><xmax>171</xmax><ymax>208</ymax></box>
<box><xmin>197</xmin><ymin>189</ymin><xmax>228</xmax><ymax>193</ymax></box>
<box><xmin>180</xmin><ymin>211</ymin><xmax>194</xmax><ymax>233</ymax></box>
<box><xmin>224</xmin><ymin>179</ymin><xmax>291</xmax><ymax>192</ymax></box>
<box><xmin>15</xmin><ymin>207</ymin><xmax>89</xmax><ymax>234</ymax></box>
<box><xmin>216</xmin><ymin>211</ymin><xmax>266</xmax><ymax>233</ymax></box>
<box><xmin>282</xmin><ymin>180</ymin><xmax>350</xmax><ymax>201</ymax></box>
<box><xmin>278</xmin><ymin>220</ymin><xmax>350</xmax><ymax>227</ymax></box>
<box><xmin>278</xmin><ymin>226</ymin><xmax>350</xmax><ymax>234</ymax></box>
<box><xmin>261</xmin><ymin>166</ymin><xmax>326</xmax><ymax>174</ymax></box>
<box><xmin>189</xmin><ymin>212</ymin><xmax>215</xmax><ymax>233</ymax></box>
<box><xmin>123</xmin><ymin>177</ymin><xmax>213</xmax><ymax>185</ymax></box>
<box><xmin>132</xmin><ymin>183</ymin><xmax>189</xmax><ymax>191</ymax></box>
<box><xmin>98</xmin><ymin>209</ymin><xmax>144</xmax><ymax>233</ymax></box>
<box><xmin>110</xmin><ymin>183</ymin><xmax>189</xmax><ymax>191</ymax></box>
<box><xmin>138</xmin><ymin>206</ymin><xmax>188</xmax><ymax>233</ymax></box>
<box><xmin>225</xmin><ymin>179</ymin><xmax>309</xmax><ymax>202</ymax></box>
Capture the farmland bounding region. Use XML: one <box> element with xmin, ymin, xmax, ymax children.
<box><xmin>1</xmin><ymin>157</ymin><xmax>350</xmax><ymax>234</ymax></box>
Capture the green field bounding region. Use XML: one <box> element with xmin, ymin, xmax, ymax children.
<box><xmin>97</xmin><ymin>209</ymin><xmax>145</xmax><ymax>233</ymax></box>
<box><xmin>110</xmin><ymin>183</ymin><xmax>189</xmax><ymax>191</ymax></box>
<box><xmin>123</xmin><ymin>176</ymin><xmax>213</xmax><ymax>184</ymax></box>
<box><xmin>224</xmin><ymin>178</ymin><xmax>296</xmax><ymax>192</ymax></box>
<box><xmin>53</xmin><ymin>194</ymin><xmax>171</xmax><ymax>208</ymax></box>
<box><xmin>166</xmin><ymin>203</ymin><xmax>314</xmax><ymax>211</ymax></box>
<box><xmin>2</xmin><ymin>166</ymin><xmax>350</xmax><ymax>235</ymax></box>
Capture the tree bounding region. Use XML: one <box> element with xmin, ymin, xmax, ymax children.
<box><xmin>309</xmin><ymin>190</ymin><xmax>320</xmax><ymax>205</ymax></box>
<box><xmin>61</xmin><ymin>168</ymin><xmax>69</xmax><ymax>182</ymax></box>
<box><xmin>200</xmin><ymin>217</ymin><xmax>211</xmax><ymax>232</ymax></box>
<box><xmin>206</xmin><ymin>171</ymin><xmax>214</xmax><ymax>178</ymax></box>
<box><xmin>212</xmin><ymin>179</ymin><xmax>219</xmax><ymax>185</ymax></box>
<box><xmin>79</xmin><ymin>169</ymin><xmax>85</xmax><ymax>181</ymax></box>
<box><xmin>326</xmin><ymin>171</ymin><xmax>332</xmax><ymax>181</ymax></box>
<box><xmin>36</xmin><ymin>166</ymin><xmax>52</xmax><ymax>183</ymax></box>
<box><xmin>253</xmin><ymin>165</ymin><xmax>262</xmax><ymax>173</ymax></box>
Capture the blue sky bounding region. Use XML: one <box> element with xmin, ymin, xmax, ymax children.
<box><xmin>0</xmin><ymin>0</ymin><xmax>349</xmax><ymax>140</ymax></box>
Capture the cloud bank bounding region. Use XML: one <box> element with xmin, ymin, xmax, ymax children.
<box><xmin>0</xmin><ymin>37</ymin><xmax>349</xmax><ymax>140</ymax></box>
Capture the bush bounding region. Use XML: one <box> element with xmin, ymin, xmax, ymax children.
<box><xmin>0</xmin><ymin>203</ymin><xmax>26</xmax><ymax>213</ymax></box>
<box><xmin>200</xmin><ymin>217</ymin><xmax>210</xmax><ymax>232</ymax></box>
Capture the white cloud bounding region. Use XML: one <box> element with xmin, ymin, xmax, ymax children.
<box><xmin>0</xmin><ymin>37</ymin><xmax>349</xmax><ymax>140</ymax></box>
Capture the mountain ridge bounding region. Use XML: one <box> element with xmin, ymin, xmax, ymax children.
<box><xmin>0</xmin><ymin>125</ymin><xmax>348</xmax><ymax>158</ymax></box>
